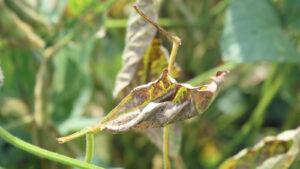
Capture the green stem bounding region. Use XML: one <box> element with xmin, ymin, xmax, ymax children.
<box><xmin>84</xmin><ymin>133</ymin><xmax>95</xmax><ymax>163</ymax></box>
<box><xmin>163</xmin><ymin>126</ymin><xmax>171</xmax><ymax>169</ymax></box>
<box><xmin>0</xmin><ymin>126</ymin><xmax>104</xmax><ymax>169</ymax></box>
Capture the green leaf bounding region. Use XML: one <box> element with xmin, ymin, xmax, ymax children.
<box><xmin>219</xmin><ymin>127</ymin><xmax>300</xmax><ymax>169</ymax></box>
<box><xmin>283</xmin><ymin>0</ymin><xmax>300</xmax><ymax>30</ymax></box>
<box><xmin>221</xmin><ymin>0</ymin><xmax>300</xmax><ymax>63</ymax></box>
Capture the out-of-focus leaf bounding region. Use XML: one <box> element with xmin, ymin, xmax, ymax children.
<box><xmin>283</xmin><ymin>0</ymin><xmax>300</xmax><ymax>30</ymax></box>
<box><xmin>4</xmin><ymin>0</ymin><xmax>50</xmax><ymax>33</ymax></box>
<box><xmin>51</xmin><ymin>39</ymin><xmax>94</xmax><ymax>123</ymax></box>
<box><xmin>220</xmin><ymin>127</ymin><xmax>300</xmax><ymax>169</ymax></box>
<box><xmin>0</xmin><ymin>66</ymin><xmax>3</xmax><ymax>88</ymax></box>
<box><xmin>221</xmin><ymin>0</ymin><xmax>300</xmax><ymax>63</ymax></box>
<box><xmin>96</xmin><ymin>70</ymin><xmax>228</xmax><ymax>132</ymax></box>
<box><xmin>58</xmin><ymin>117</ymin><xmax>99</xmax><ymax>135</ymax></box>
<box><xmin>68</xmin><ymin>0</ymin><xmax>93</xmax><ymax>16</ymax></box>
<box><xmin>113</xmin><ymin>0</ymin><xmax>158</xmax><ymax>98</ymax></box>
<box><xmin>0</xmin><ymin>0</ymin><xmax>45</xmax><ymax>49</ymax></box>
<box><xmin>239</xmin><ymin>64</ymin><xmax>272</xmax><ymax>89</ymax></box>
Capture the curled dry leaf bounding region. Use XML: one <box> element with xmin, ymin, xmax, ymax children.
<box><xmin>113</xmin><ymin>0</ymin><xmax>157</xmax><ymax>98</ymax></box>
<box><xmin>96</xmin><ymin>70</ymin><xmax>228</xmax><ymax>132</ymax></box>
<box><xmin>113</xmin><ymin>0</ymin><xmax>180</xmax><ymax>99</ymax></box>
<box><xmin>112</xmin><ymin>0</ymin><xmax>181</xmax><ymax>157</ymax></box>
<box><xmin>219</xmin><ymin>127</ymin><xmax>300</xmax><ymax>169</ymax></box>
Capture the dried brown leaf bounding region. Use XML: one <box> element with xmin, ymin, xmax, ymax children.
<box><xmin>112</xmin><ymin>0</ymin><xmax>181</xmax><ymax>157</ymax></box>
<box><xmin>219</xmin><ymin>127</ymin><xmax>300</xmax><ymax>169</ymax></box>
<box><xmin>113</xmin><ymin>0</ymin><xmax>158</xmax><ymax>98</ymax></box>
<box><xmin>96</xmin><ymin>70</ymin><xmax>228</xmax><ymax>132</ymax></box>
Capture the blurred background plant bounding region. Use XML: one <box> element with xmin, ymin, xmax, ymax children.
<box><xmin>0</xmin><ymin>0</ymin><xmax>300</xmax><ymax>169</ymax></box>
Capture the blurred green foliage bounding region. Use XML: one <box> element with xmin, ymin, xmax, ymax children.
<box><xmin>0</xmin><ymin>0</ymin><xmax>300</xmax><ymax>169</ymax></box>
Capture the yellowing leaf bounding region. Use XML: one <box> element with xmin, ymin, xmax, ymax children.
<box><xmin>219</xmin><ymin>127</ymin><xmax>300</xmax><ymax>169</ymax></box>
<box><xmin>95</xmin><ymin>70</ymin><xmax>228</xmax><ymax>132</ymax></box>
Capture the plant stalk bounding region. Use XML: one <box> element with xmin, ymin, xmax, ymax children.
<box><xmin>163</xmin><ymin>126</ymin><xmax>171</xmax><ymax>169</ymax></box>
<box><xmin>84</xmin><ymin>133</ymin><xmax>95</xmax><ymax>163</ymax></box>
<box><xmin>0</xmin><ymin>126</ymin><xmax>103</xmax><ymax>169</ymax></box>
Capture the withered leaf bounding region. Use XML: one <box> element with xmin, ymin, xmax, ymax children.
<box><xmin>219</xmin><ymin>127</ymin><xmax>300</xmax><ymax>169</ymax></box>
<box><xmin>113</xmin><ymin>0</ymin><xmax>158</xmax><ymax>98</ymax></box>
<box><xmin>112</xmin><ymin>0</ymin><xmax>181</xmax><ymax>157</ymax></box>
<box><xmin>96</xmin><ymin>70</ymin><xmax>228</xmax><ymax>132</ymax></box>
<box><xmin>113</xmin><ymin>0</ymin><xmax>180</xmax><ymax>98</ymax></box>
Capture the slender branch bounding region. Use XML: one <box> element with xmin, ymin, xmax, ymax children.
<box><xmin>57</xmin><ymin>124</ymin><xmax>102</xmax><ymax>144</ymax></box>
<box><xmin>133</xmin><ymin>5</ymin><xmax>181</xmax><ymax>46</ymax></box>
<box><xmin>33</xmin><ymin>60</ymin><xmax>47</xmax><ymax>127</ymax></box>
<box><xmin>0</xmin><ymin>126</ymin><xmax>104</xmax><ymax>169</ymax></box>
<box><xmin>84</xmin><ymin>133</ymin><xmax>95</xmax><ymax>163</ymax></box>
<box><xmin>133</xmin><ymin>5</ymin><xmax>181</xmax><ymax>74</ymax></box>
<box><xmin>168</xmin><ymin>38</ymin><xmax>180</xmax><ymax>73</ymax></box>
<box><xmin>163</xmin><ymin>126</ymin><xmax>171</xmax><ymax>169</ymax></box>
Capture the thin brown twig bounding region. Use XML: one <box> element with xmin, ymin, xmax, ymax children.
<box><xmin>133</xmin><ymin>5</ymin><xmax>181</xmax><ymax>46</ymax></box>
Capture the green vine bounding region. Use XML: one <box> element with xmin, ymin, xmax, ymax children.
<box><xmin>0</xmin><ymin>126</ymin><xmax>104</xmax><ymax>169</ymax></box>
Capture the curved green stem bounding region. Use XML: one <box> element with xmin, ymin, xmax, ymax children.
<box><xmin>84</xmin><ymin>133</ymin><xmax>95</xmax><ymax>163</ymax></box>
<box><xmin>163</xmin><ymin>125</ymin><xmax>171</xmax><ymax>169</ymax></box>
<box><xmin>0</xmin><ymin>126</ymin><xmax>104</xmax><ymax>169</ymax></box>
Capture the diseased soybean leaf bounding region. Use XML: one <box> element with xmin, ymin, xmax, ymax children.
<box><xmin>95</xmin><ymin>70</ymin><xmax>228</xmax><ymax>132</ymax></box>
<box><xmin>116</xmin><ymin>36</ymin><xmax>181</xmax><ymax>98</ymax></box>
<box><xmin>113</xmin><ymin>0</ymin><xmax>158</xmax><ymax>98</ymax></box>
<box><xmin>113</xmin><ymin>0</ymin><xmax>179</xmax><ymax>99</ymax></box>
<box><xmin>113</xmin><ymin>0</ymin><xmax>181</xmax><ymax>157</ymax></box>
<box><xmin>221</xmin><ymin>0</ymin><xmax>300</xmax><ymax>63</ymax></box>
<box><xmin>219</xmin><ymin>127</ymin><xmax>300</xmax><ymax>169</ymax></box>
